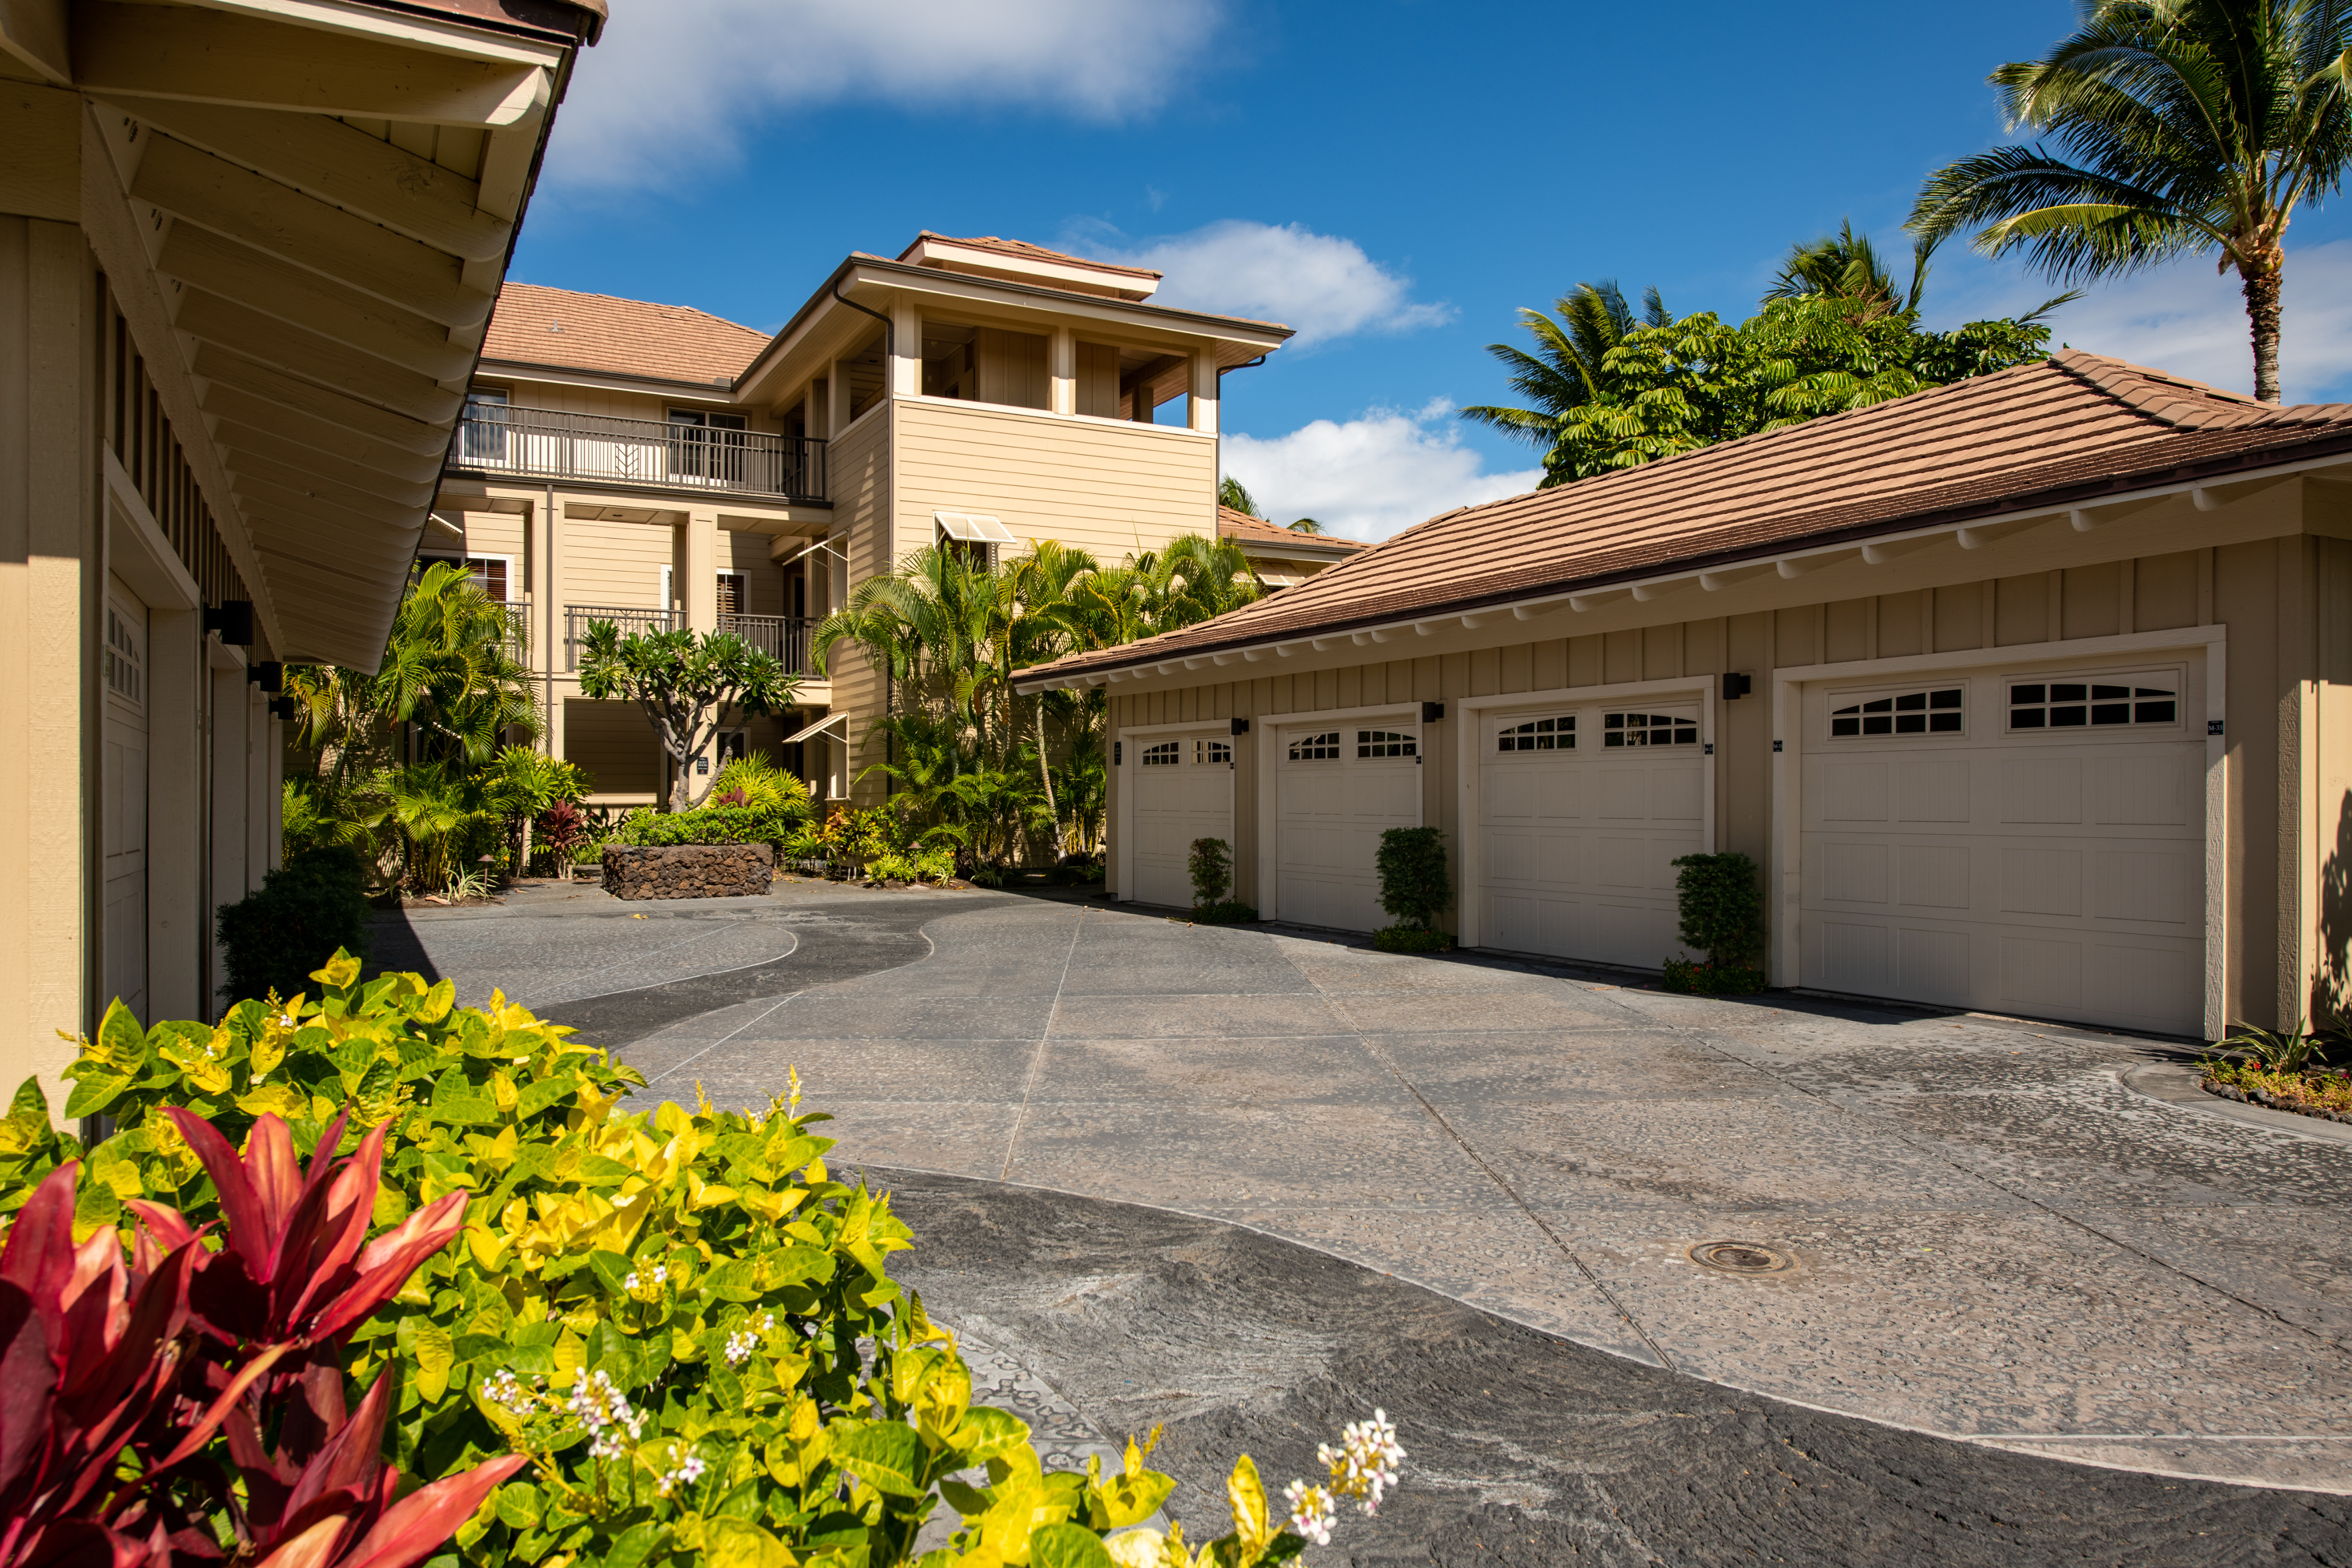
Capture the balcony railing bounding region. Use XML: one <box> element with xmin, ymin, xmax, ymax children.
<box><xmin>497</xmin><ymin>600</ymin><xmax>529</xmax><ymax>659</ymax></box>
<box><xmin>719</xmin><ymin>613</ymin><xmax>817</xmax><ymax>675</ymax></box>
<box><xmin>565</xmin><ymin>604</ymin><xmax>679</xmax><ymax>669</ymax></box>
<box><xmin>451</xmin><ymin>406</ymin><xmax>827</xmax><ymax>502</ymax></box>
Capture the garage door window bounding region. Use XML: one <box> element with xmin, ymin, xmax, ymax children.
<box><xmin>1289</xmin><ymin>731</ymin><xmax>1342</xmax><ymax>760</ymax></box>
<box><xmin>1604</xmin><ymin>711</ymin><xmax>1698</xmax><ymax>747</ymax></box>
<box><xmin>2007</xmin><ymin>677</ymin><xmax>2178</xmax><ymax>730</ymax></box>
<box><xmin>1830</xmin><ymin>687</ymin><xmax>1963</xmax><ymax>737</ymax></box>
<box><xmin>1358</xmin><ymin>729</ymin><xmax>1417</xmax><ymax>758</ymax></box>
<box><xmin>1141</xmin><ymin>740</ymin><xmax>1181</xmax><ymax>766</ymax></box>
<box><xmin>1197</xmin><ymin>739</ymin><xmax>1232</xmax><ymax>764</ymax></box>
<box><xmin>1498</xmin><ymin>714</ymin><xmax>1573</xmax><ymax>751</ymax></box>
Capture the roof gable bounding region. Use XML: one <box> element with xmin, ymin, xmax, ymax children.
<box><xmin>479</xmin><ymin>283</ymin><xmax>771</xmax><ymax>386</ymax></box>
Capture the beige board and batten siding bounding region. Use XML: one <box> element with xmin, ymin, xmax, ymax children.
<box><xmin>1106</xmin><ymin>485</ymin><xmax>2352</xmax><ymax>1034</ymax></box>
<box><xmin>892</xmin><ymin>397</ymin><xmax>1217</xmax><ymax>565</ymax></box>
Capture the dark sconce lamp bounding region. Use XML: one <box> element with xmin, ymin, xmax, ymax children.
<box><xmin>267</xmin><ymin>695</ymin><xmax>296</xmax><ymax>721</ymax></box>
<box><xmin>1421</xmin><ymin>701</ymin><xmax>1445</xmax><ymax>723</ymax></box>
<box><xmin>1721</xmin><ymin>672</ymin><xmax>1753</xmax><ymax>700</ymax></box>
<box><xmin>247</xmin><ymin>661</ymin><xmax>284</xmax><ymax>694</ymax></box>
<box><xmin>204</xmin><ymin>600</ymin><xmax>255</xmax><ymax>646</ymax></box>
<box><xmin>1230</xmin><ymin>717</ymin><xmax>1250</xmax><ymax>736</ymax></box>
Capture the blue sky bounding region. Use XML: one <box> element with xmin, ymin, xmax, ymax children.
<box><xmin>511</xmin><ymin>0</ymin><xmax>2352</xmax><ymax>539</ymax></box>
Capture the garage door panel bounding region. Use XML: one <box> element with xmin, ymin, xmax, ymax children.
<box><xmin>1475</xmin><ymin>701</ymin><xmax>1706</xmax><ymax>964</ymax></box>
<box><xmin>1896</xmin><ymin>760</ymin><xmax>1971</xmax><ymax>821</ymax></box>
<box><xmin>1799</xmin><ymin>661</ymin><xmax>2204</xmax><ymax>1035</ymax></box>
<box><xmin>1822</xmin><ymin>761</ymin><xmax>1889</xmax><ymax>821</ymax></box>
<box><xmin>1274</xmin><ymin>725</ymin><xmax>1422</xmax><ymax>931</ymax></box>
<box><xmin>2092</xmin><ymin>756</ymin><xmax>2191</xmax><ymax>825</ymax></box>
<box><xmin>1130</xmin><ymin>732</ymin><xmax>1231</xmax><ymax>909</ymax></box>
<box><xmin>2096</xmin><ymin>849</ymin><xmax>2193</xmax><ymax>923</ymax></box>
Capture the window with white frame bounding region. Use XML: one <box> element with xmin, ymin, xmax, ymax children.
<box><xmin>2007</xmin><ymin>674</ymin><xmax>2178</xmax><ymax>730</ymax></box>
<box><xmin>1197</xmin><ymin>739</ymin><xmax>1232</xmax><ymax>765</ymax></box>
<box><xmin>1141</xmin><ymin>740</ymin><xmax>1182</xmax><ymax>766</ymax></box>
<box><xmin>1603</xmin><ymin>710</ymin><xmax>1697</xmax><ymax>747</ymax></box>
<box><xmin>1288</xmin><ymin>731</ymin><xmax>1341</xmax><ymax>760</ymax></box>
<box><xmin>1358</xmin><ymin>729</ymin><xmax>1416</xmax><ymax>758</ymax></box>
<box><xmin>1498</xmin><ymin>714</ymin><xmax>1573</xmax><ymax>752</ymax></box>
<box><xmin>1830</xmin><ymin>687</ymin><xmax>1964</xmax><ymax>737</ymax></box>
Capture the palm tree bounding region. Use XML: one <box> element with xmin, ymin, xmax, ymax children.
<box><xmin>1217</xmin><ymin>476</ymin><xmax>1260</xmax><ymax>515</ymax></box>
<box><xmin>1285</xmin><ymin>518</ymin><xmax>1326</xmax><ymax>534</ymax></box>
<box><xmin>1911</xmin><ymin>0</ymin><xmax>2352</xmax><ymax>403</ymax></box>
<box><xmin>1457</xmin><ymin>281</ymin><xmax>1671</xmax><ymax>447</ymax></box>
<box><xmin>1767</xmin><ymin>220</ymin><xmax>1935</xmax><ymax>319</ymax></box>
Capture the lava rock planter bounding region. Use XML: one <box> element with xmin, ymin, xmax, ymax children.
<box><xmin>601</xmin><ymin>842</ymin><xmax>772</xmax><ymax>901</ymax></box>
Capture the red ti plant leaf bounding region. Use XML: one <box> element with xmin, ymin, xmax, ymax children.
<box><xmin>0</xmin><ymin>1164</ymin><xmax>197</xmax><ymax>1568</ymax></box>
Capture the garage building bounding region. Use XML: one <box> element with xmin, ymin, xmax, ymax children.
<box><xmin>1023</xmin><ymin>352</ymin><xmax>2352</xmax><ymax>1040</ymax></box>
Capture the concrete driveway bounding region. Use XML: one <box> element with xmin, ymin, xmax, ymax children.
<box><xmin>385</xmin><ymin>885</ymin><xmax>2352</xmax><ymax>1495</ymax></box>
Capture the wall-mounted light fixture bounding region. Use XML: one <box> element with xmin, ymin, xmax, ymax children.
<box><xmin>204</xmin><ymin>600</ymin><xmax>254</xmax><ymax>645</ymax></box>
<box><xmin>1721</xmin><ymin>672</ymin><xmax>1753</xmax><ymax>700</ymax></box>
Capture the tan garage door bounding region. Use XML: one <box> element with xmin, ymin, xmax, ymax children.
<box><xmin>1129</xmin><ymin>732</ymin><xmax>1233</xmax><ymax>908</ymax></box>
<box><xmin>1275</xmin><ymin>720</ymin><xmax>1421</xmax><ymax>931</ymax></box>
<box><xmin>1799</xmin><ymin>659</ymin><xmax>2206</xmax><ymax>1035</ymax></box>
<box><xmin>1477</xmin><ymin>701</ymin><xmax>1706</xmax><ymax>967</ymax></box>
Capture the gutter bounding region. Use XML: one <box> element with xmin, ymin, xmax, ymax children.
<box><xmin>1015</xmin><ymin>433</ymin><xmax>2352</xmax><ymax>694</ymax></box>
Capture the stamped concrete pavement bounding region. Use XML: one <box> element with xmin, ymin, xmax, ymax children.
<box><xmin>595</xmin><ymin>892</ymin><xmax>2352</xmax><ymax>1495</ymax></box>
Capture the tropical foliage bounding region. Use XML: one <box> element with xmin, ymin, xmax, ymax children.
<box><xmin>1463</xmin><ymin>220</ymin><xmax>2070</xmax><ymax>484</ymax></box>
<box><xmin>0</xmin><ymin>957</ymin><xmax>1405</xmax><ymax>1568</ymax></box>
<box><xmin>283</xmin><ymin>563</ymin><xmax>575</xmax><ymax>895</ymax></box>
<box><xmin>1911</xmin><ymin>0</ymin><xmax>2352</xmax><ymax>403</ymax></box>
<box><xmin>577</xmin><ymin>624</ymin><xmax>800</xmax><ymax>812</ymax></box>
<box><xmin>812</xmin><ymin>536</ymin><xmax>1260</xmax><ymax>874</ymax></box>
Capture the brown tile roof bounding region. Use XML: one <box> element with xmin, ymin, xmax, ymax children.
<box><xmin>1216</xmin><ymin>506</ymin><xmax>1370</xmax><ymax>552</ymax></box>
<box><xmin>900</xmin><ymin>232</ymin><xmax>1163</xmax><ymax>281</ymax></box>
<box><xmin>1026</xmin><ymin>351</ymin><xmax>2352</xmax><ymax>683</ymax></box>
<box><xmin>479</xmin><ymin>283</ymin><xmax>771</xmax><ymax>386</ymax></box>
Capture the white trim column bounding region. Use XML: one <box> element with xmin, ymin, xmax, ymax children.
<box><xmin>1050</xmin><ymin>327</ymin><xmax>1076</xmax><ymax>416</ymax></box>
<box><xmin>1189</xmin><ymin>348</ymin><xmax>1219</xmax><ymax>434</ymax></box>
<box><xmin>890</xmin><ymin>302</ymin><xmax>922</xmax><ymax>397</ymax></box>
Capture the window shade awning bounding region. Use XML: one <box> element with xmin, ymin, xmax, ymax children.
<box><xmin>784</xmin><ymin>712</ymin><xmax>849</xmax><ymax>744</ymax></box>
<box><xmin>935</xmin><ymin>511</ymin><xmax>1016</xmax><ymax>544</ymax></box>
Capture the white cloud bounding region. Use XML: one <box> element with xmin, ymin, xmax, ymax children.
<box><xmin>1222</xmin><ymin>400</ymin><xmax>1543</xmax><ymax>542</ymax></box>
<box><xmin>1078</xmin><ymin>220</ymin><xmax>1453</xmax><ymax>346</ymax></box>
<box><xmin>1938</xmin><ymin>240</ymin><xmax>2352</xmax><ymax>403</ymax></box>
<box><xmin>544</xmin><ymin>0</ymin><xmax>1223</xmax><ymax>192</ymax></box>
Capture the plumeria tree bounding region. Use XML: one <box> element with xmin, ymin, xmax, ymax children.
<box><xmin>576</xmin><ymin>623</ymin><xmax>798</xmax><ymax>811</ymax></box>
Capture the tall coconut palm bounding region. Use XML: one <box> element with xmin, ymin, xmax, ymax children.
<box><xmin>1911</xmin><ymin>0</ymin><xmax>2352</xmax><ymax>403</ymax></box>
<box><xmin>1767</xmin><ymin>220</ymin><xmax>1936</xmax><ymax>319</ymax></box>
<box><xmin>1458</xmin><ymin>281</ymin><xmax>1671</xmax><ymax>447</ymax></box>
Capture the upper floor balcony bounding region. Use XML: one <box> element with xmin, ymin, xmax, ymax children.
<box><xmin>449</xmin><ymin>405</ymin><xmax>827</xmax><ymax>503</ymax></box>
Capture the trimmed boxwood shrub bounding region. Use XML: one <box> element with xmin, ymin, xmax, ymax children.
<box><xmin>215</xmin><ymin>845</ymin><xmax>371</xmax><ymax>1004</ymax></box>
<box><xmin>1663</xmin><ymin>850</ymin><xmax>1769</xmax><ymax>994</ymax></box>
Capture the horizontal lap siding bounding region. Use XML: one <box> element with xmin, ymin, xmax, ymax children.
<box><xmin>723</xmin><ymin>530</ymin><xmax>784</xmax><ymax>616</ymax></box>
<box><xmin>893</xmin><ymin>398</ymin><xmax>1215</xmax><ymax>564</ymax></box>
<box><xmin>563</xmin><ymin>517</ymin><xmax>672</xmax><ymax>610</ymax></box>
<box><xmin>565</xmin><ymin>698</ymin><xmax>660</xmax><ymax>797</ymax></box>
<box><xmin>1110</xmin><ymin>537</ymin><xmax>2312</xmax><ymax>1025</ymax></box>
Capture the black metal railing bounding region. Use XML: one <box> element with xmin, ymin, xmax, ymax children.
<box><xmin>719</xmin><ymin>613</ymin><xmax>816</xmax><ymax>674</ymax></box>
<box><xmin>498</xmin><ymin>600</ymin><xmax>530</xmax><ymax>659</ymax></box>
<box><xmin>452</xmin><ymin>406</ymin><xmax>827</xmax><ymax>502</ymax></box>
<box><xmin>564</xmin><ymin>604</ymin><xmax>680</xmax><ymax>669</ymax></box>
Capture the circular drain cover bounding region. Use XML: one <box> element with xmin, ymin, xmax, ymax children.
<box><xmin>1687</xmin><ymin>1240</ymin><xmax>1794</xmax><ymax>1274</ymax></box>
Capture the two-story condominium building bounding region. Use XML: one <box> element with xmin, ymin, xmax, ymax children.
<box><xmin>432</xmin><ymin>233</ymin><xmax>1297</xmax><ymax>807</ymax></box>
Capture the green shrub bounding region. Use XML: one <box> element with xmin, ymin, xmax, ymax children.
<box><xmin>1186</xmin><ymin>899</ymin><xmax>1258</xmax><ymax>925</ymax></box>
<box><xmin>867</xmin><ymin>847</ymin><xmax>956</xmax><ymax>885</ymax></box>
<box><xmin>707</xmin><ymin>752</ymin><xmax>813</xmax><ymax>817</ymax></box>
<box><xmin>215</xmin><ymin>846</ymin><xmax>372</xmax><ymax>1004</ymax></box>
<box><xmin>1660</xmin><ymin>958</ymin><xmax>1769</xmax><ymax>995</ymax></box>
<box><xmin>6</xmin><ymin>956</ymin><xmax>1363</xmax><ymax>1568</ymax></box>
<box><xmin>1372</xmin><ymin>926</ymin><xmax>1452</xmax><ymax>954</ymax></box>
<box><xmin>1189</xmin><ymin>837</ymin><xmax>1232</xmax><ymax>906</ymax></box>
<box><xmin>616</xmin><ymin>805</ymin><xmax>797</xmax><ymax>851</ymax></box>
<box><xmin>1669</xmin><ymin>851</ymin><xmax>1765</xmax><ymax>969</ymax></box>
<box><xmin>1375</xmin><ymin>827</ymin><xmax>1451</xmax><ymax>930</ymax></box>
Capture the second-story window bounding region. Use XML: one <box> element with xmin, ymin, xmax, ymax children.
<box><xmin>717</xmin><ymin>572</ymin><xmax>746</xmax><ymax>617</ymax></box>
<box><xmin>670</xmin><ymin>408</ymin><xmax>748</xmax><ymax>485</ymax></box>
<box><xmin>462</xmin><ymin>387</ymin><xmax>509</xmax><ymax>463</ymax></box>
